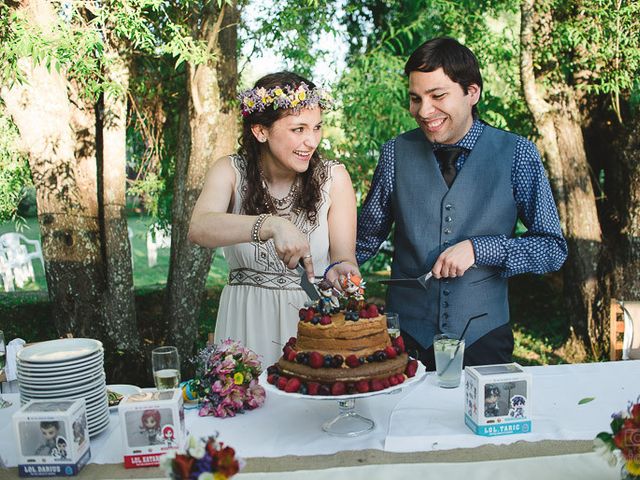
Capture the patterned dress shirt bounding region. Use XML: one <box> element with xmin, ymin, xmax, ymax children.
<box><xmin>356</xmin><ymin>119</ymin><xmax>568</xmax><ymax>277</ymax></box>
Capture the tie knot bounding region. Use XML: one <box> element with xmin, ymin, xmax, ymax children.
<box><xmin>434</xmin><ymin>146</ymin><xmax>465</xmax><ymax>188</ymax></box>
<box><xmin>435</xmin><ymin>146</ymin><xmax>465</xmax><ymax>168</ymax></box>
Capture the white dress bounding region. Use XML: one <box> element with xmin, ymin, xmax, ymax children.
<box><xmin>214</xmin><ymin>155</ymin><xmax>342</xmax><ymax>366</ymax></box>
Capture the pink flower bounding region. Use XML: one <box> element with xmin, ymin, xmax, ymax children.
<box><xmin>244</xmin><ymin>381</ymin><xmax>266</xmax><ymax>409</ymax></box>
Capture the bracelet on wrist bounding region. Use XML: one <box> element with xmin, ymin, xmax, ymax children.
<box><xmin>323</xmin><ymin>261</ymin><xmax>344</xmax><ymax>279</ymax></box>
<box><xmin>251</xmin><ymin>213</ymin><xmax>271</xmax><ymax>244</ymax></box>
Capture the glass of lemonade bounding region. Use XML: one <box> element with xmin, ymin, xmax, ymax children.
<box><xmin>151</xmin><ymin>346</ymin><xmax>180</xmax><ymax>390</ymax></box>
<box><xmin>386</xmin><ymin>312</ymin><xmax>400</xmax><ymax>339</ymax></box>
<box><xmin>433</xmin><ymin>333</ymin><xmax>465</xmax><ymax>388</ymax></box>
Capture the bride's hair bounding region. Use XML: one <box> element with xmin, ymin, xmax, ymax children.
<box><xmin>239</xmin><ymin>71</ymin><xmax>323</xmax><ymax>223</ymax></box>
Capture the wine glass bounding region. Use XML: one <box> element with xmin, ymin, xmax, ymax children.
<box><xmin>0</xmin><ymin>330</ymin><xmax>12</xmax><ymax>408</ymax></box>
<box><xmin>151</xmin><ymin>346</ymin><xmax>181</xmax><ymax>390</ymax></box>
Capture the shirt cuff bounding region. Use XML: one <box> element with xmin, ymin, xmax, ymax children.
<box><xmin>470</xmin><ymin>236</ymin><xmax>506</xmax><ymax>267</ymax></box>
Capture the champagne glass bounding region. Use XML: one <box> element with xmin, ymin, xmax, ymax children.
<box><xmin>386</xmin><ymin>312</ymin><xmax>400</xmax><ymax>339</ymax></box>
<box><xmin>0</xmin><ymin>330</ymin><xmax>11</xmax><ymax>408</ymax></box>
<box><xmin>151</xmin><ymin>346</ymin><xmax>180</xmax><ymax>390</ymax></box>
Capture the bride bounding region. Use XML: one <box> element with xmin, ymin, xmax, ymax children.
<box><xmin>188</xmin><ymin>71</ymin><xmax>360</xmax><ymax>365</ymax></box>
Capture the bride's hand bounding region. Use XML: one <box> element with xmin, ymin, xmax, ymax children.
<box><xmin>261</xmin><ymin>216</ymin><xmax>313</xmax><ymax>274</ymax></box>
<box><xmin>325</xmin><ymin>261</ymin><xmax>360</xmax><ymax>290</ymax></box>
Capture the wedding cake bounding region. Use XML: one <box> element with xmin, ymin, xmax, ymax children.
<box><xmin>267</xmin><ymin>274</ymin><xmax>418</xmax><ymax>395</ymax></box>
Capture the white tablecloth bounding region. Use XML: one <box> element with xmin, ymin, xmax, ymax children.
<box><xmin>0</xmin><ymin>360</ymin><xmax>637</xmax><ymax>478</ymax></box>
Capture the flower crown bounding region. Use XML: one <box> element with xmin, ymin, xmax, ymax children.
<box><xmin>238</xmin><ymin>82</ymin><xmax>335</xmax><ymax>116</ymax></box>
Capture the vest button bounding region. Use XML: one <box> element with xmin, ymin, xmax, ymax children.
<box><xmin>443</xmin><ymin>290</ymin><xmax>450</xmax><ymax>296</ymax></box>
<box><xmin>443</xmin><ymin>313</ymin><xmax>449</xmax><ymax>319</ymax></box>
<box><xmin>442</xmin><ymin>323</ymin><xmax>449</xmax><ymax>329</ymax></box>
<box><xmin>443</xmin><ymin>301</ymin><xmax>449</xmax><ymax>308</ymax></box>
<box><xmin>443</xmin><ymin>240</ymin><xmax>451</xmax><ymax>246</ymax></box>
<box><xmin>443</xmin><ymin>279</ymin><xmax>450</xmax><ymax>284</ymax></box>
<box><xmin>445</xmin><ymin>216</ymin><xmax>453</xmax><ymax>222</ymax></box>
<box><xmin>445</xmin><ymin>204</ymin><xmax>453</xmax><ymax>210</ymax></box>
<box><xmin>444</xmin><ymin>228</ymin><xmax>451</xmax><ymax>234</ymax></box>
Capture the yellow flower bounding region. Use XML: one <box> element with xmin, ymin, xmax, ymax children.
<box><xmin>274</xmin><ymin>88</ymin><xmax>283</xmax><ymax>96</ymax></box>
<box><xmin>213</xmin><ymin>473</ymin><xmax>227</xmax><ymax>480</ymax></box>
<box><xmin>233</xmin><ymin>372</ymin><xmax>244</xmax><ymax>385</ymax></box>
<box><xmin>627</xmin><ymin>460</ymin><xmax>640</xmax><ymax>476</ymax></box>
<box><xmin>297</xmin><ymin>91</ymin><xmax>306</xmax><ymax>101</ymax></box>
<box><xmin>262</xmin><ymin>95</ymin><xmax>273</xmax><ymax>105</ymax></box>
<box><xmin>291</xmin><ymin>99</ymin><xmax>299</xmax><ymax>107</ymax></box>
<box><xmin>244</xmin><ymin>99</ymin><xmax>255</xmax><ymax>108</ymax></box>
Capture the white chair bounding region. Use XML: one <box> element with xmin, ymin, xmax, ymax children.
<box><xmin>0</xmin><ymin>232</ymin><xmax>44</xmax><ymax>288</ymax></box>
<box><xmin>0</xmin><ymin>248</ymin><xmax>16</xmax><ymax>292</ymax></box>
<box><xmin>610</xmin><ymin>300</ymin><xmax>640</xmax><ymax>360</ymax></box>
<box><xmin>146</xmin><ymin>225</ymin><xmax>171</xmax><ymax>268</ymax></box>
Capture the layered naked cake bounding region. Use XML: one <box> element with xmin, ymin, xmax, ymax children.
<box><xmin>267</xmin><ymin>276</ymin><xmax>418</xmax><ymax>396</ymax></box>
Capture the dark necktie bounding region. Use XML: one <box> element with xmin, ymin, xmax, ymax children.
<box><xmin>435</xmin><ymin>146</ymin><xmax>465</xmax><ymax>188</ymax></box>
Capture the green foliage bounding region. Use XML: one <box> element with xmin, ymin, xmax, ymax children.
<box><xmin>337</xmin><ymin>51</ymin><xmax>415</xmax><ymax>192</ymax></box>
<box><xmin>0</xmin><ymin>107</ymin><xmax>31</xmax><ymax>223</ymax></box>
<box><xmin>128</xmin><ymin>174</ymin><xmax>166</xmax><ymax>218</ymax></box>
<box><xmin>561</xmin><ymin>0</ymin><xmax>640</xmax><ymax>121</ymax></box>
<box><xmin>240</xmin><ymin>0</ymin><xmax>338</xmax><ymax>80</ymax></box>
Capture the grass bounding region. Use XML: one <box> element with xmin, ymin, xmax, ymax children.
<box><xmin>0</xmin><ymin>215</ymin><xmax>229</xmax><ymax>291</ymax></box>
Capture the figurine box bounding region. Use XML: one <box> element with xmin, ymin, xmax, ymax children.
<box><xmin>464</xmin><ymin>363</ymin><xmax>532</xmax><ymax>436</ymax></box>
<box><xmin>12</xmin><ymin>399</ymin><xmax>91</xmax><ymax>477</ymax></box>
<box><xmin>119</xmin><ymin>389</ymin><xmax>185</xmax><ymax>468</ymax></box>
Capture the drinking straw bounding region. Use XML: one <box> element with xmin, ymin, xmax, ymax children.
<box><xmin>440</xmin><ymin>312</ymin><xmax>488</xmax><ymax>375</ymax></box>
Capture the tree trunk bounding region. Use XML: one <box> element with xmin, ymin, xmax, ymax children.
<box><xmin>520</xmin><ymin>0</ymin><xmax>604</xmax><ymax>358</ymax></box>
<box><xmin>164</xmin><ymin>1</ymin><xmax>239</xmax><ymax>361</ymax></box>
<box><xmin>581</xmin><ymin>95</ymin><xmax>640</xmax><ymax>359</ymax></box>
<box><xmin>607</xmin><ymin>123</ymin><xmax>640</xmax><ymax>300</ymax></box>
<box><xmin>1</xmin><ymin>0</ymin><xmax>105</xmax><ymax>338</ymax></box>
<box><xmin>98</xmin><ymin>42</ymin><xmax>142</xmax><ymax>380</ymax></box>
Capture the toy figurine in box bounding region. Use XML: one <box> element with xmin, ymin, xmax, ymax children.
<box><xmin>12</xmin><ymin>400</ymin><xmax>91</xmax><ymax>477</ymax></box>
<box><xmin>119</xmin><ymin>389</ymin><xmax>185</xmax><ymax>468</ymax></box>
<box><xmin>464</xmin><ymin>363</ymin><xmax>532</xmax><ymax>436</ymax></box>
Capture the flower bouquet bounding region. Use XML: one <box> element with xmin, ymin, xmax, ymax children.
<box><xmin>160</xmin><ymin>435</ymin><xmax>241</xmax><ymax>480</ymax></box>
<box><xmin>191</xmin><ymin>339</ymin><xmax>265</xmax><ymax>418</ymax></box>
<box><xmin>595</xmin><ymin>397</ymin><xmax>640</xmax><ymax>478</ymax></box>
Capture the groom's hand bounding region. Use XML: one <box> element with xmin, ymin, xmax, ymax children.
<box><xmin>432</xmin><ymin>239</ymin><xmax>475</xmax><ymax>278</ymax></box>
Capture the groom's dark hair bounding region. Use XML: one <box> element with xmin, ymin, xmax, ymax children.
<box><xmin>405</xmin><ymin>37</ymin><xmax>483</xmax><ymax>117</ymax></box>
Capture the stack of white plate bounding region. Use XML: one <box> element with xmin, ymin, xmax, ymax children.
<box><xmin>16</xmin><ymin>338</ymin><xmax>109</xmax><ymax>437</ymax></box>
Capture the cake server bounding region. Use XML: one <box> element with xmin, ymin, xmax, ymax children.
<box><xmin>376</xmin><ymin>271</ymin><xmax>433</xmax><ymax>291</ymax></box>
<box><xmin>377</xmin><ymin>264</ymin><xmax>478</xmax><ymax>291</ymax></box>
<box><xmin>296</xmin><ymin>262</ymin><xmax>321</xmax><ymax>301</ymax></box>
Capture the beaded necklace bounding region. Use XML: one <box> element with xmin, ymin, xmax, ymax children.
<box><xmin>258</xmin><ymin>162</ymin><xmax>300</xmax><ymax>215</ymax></box>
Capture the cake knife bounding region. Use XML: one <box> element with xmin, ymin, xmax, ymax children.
<box><xmin>296</xmin><ymin>261</ymin><xmax>321</xmax><ymax>301</ymax></box>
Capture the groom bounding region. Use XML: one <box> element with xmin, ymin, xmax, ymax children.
<box><xmin>355</xmin><ymin>37</ymin><xmax>567</xmax><ymax>368</ymax></box>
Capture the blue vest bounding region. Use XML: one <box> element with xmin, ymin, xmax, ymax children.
<box><xmin>388</xmin><ymin>125</ymin><xmax>518</xmax><ymax>349</ymax></box>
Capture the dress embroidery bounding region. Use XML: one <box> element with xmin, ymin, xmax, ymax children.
<box><xmin>228</xmin><ymin>267</ymin><xmax>301</xmax><ymax>290</ymax></box>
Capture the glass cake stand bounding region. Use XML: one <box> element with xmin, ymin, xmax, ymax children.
<box><xmin>263</xmin><ymin>362</ymin><xmax>427</xmax><ymax>437</ymax></box>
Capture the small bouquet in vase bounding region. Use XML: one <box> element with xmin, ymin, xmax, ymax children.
<box><xmin>191</xmin><ymin>339</ymin><xmax>265</xmax><ymax>418</ymax></box>
<box><xmin>160</xmin><ymin>435</ymin><xmax>241</xmax><ymax>480</ymax></box>
<box><xmin>595</xmin><ymin>397</ymin><xmax>640</xmax><ymax>478</ymax></box>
